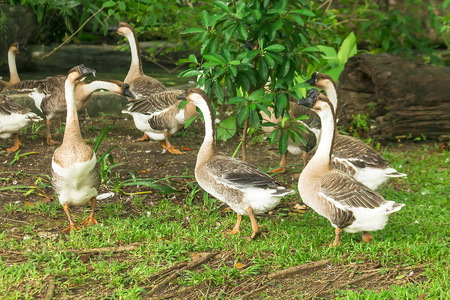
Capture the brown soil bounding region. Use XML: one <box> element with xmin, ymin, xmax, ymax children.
<box><xmin>0</xmin><ymin>114</ymin><xmax>431</xmax><ymax>299</ymax></box>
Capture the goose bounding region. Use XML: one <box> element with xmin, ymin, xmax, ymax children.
<box><xmin>122</xmin><ymin>90</ymin><xmax>198</xmax><ymax>154</ymax></box>
<box><xmin>306</xmin><ymin>73</ymin><xmax>406</xmax><ymax>189</ymax></box>
<box><xmin>109</xmin><ymin>22</ymin><xmax>199</xmax><ymax>153</ymax></box>
<box><xmin>0</xmin><ymin>42</ymin><xmax>26</xmax><ymax>92</ymax></box>
<box><xmin>9</xmin><ymin>76</ymin><xmax>134</xmax><ymax>145</ymax></box>
<box><xmin>297</xmin><ymin>92</ymin><xmax>405</xmax><ymax>246</ymax></box>
<box><xmin>51</xmin><ymin>65</ymin><xmax>101</xmax><ymax>233</ymax></box>
<box><xmin>177</xmin><ymin>88</ymin><xmax>294</xmax><ymax>239</ymax></box>
<box><xmin>0</xmin><ymin>94</ymin><xmax>42</xmax><ymax>152</ymax></box>
<box><xmin>261</xmin><ymin>95</ymin><xmax>321</xmax><ymax>173</ymax></box>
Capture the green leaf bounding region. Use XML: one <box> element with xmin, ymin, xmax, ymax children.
<box><xmin>103</xmin><ymin>1</ymin><xmax>115</xmax><ymax>8</ymax></box>
<box><xmin>203</xmin><ymin>53</ymin><xmax>227</xmax><ymax>64</ymax></box>
<box><xmin>184</xmin><ymin>115</ymin><xmax>198</xmax><ymax>128</ymax></box>
<box><xmin>264</xmin><ymin>53</ymin><xmax>275</xmax><ymax>68</ymax></box>
<box><xmin>229</xmin><ymin>97</ymin><xmax>246</xmax><ymax>104</ymax></box>
<box><xmin>248</xmin><ymin>88</ymin><xmax>265</xmax><ymax>100</ymax></box>
<box><xmin>118</xmin><ymin>2</ymin><xmax>126</xmax><ymax>10</ymax></box>
<box><xmin>275</xmin><ymin>93</ymin><xmax>288</xmax><ymax>112</ymax></box>
<box><xmin>258</xmin><ymin>57</ymin><xmax>268</xmax><ymax>82</ymax></box>
<box><xmin>214</xmin><ymin>1</ymin><xmax>231</xmax><ymax>13</ymax></box>
<box><xmin>249</xmin><ymin>110</ymin><xmax>261</xmax><ymax>129</ymax></box>
<box><xmin>337</xmin><ymin>32</ymin><xmax>357</xmax><ymax>66</ymax></box>
<box><xmin>217</xmin><ymin>117</ymin><xmax>237</xmax><ymax>140</ymax></box>
<box><xmin>214</xmin><ymin>82</ymin><xmax>224</xmax><ymax>102</ymax></box>
<box><xmin>267</xmin><ymin>128</ymin><xmax>279</xmax><ymax>144</ymax></box>
<box><xmin>279</xmin><ymin>131</ymin><xmax>288</xmax><ymax>155</ymax></box>
<box><xmin>290</xmin><ymin>14</ymin><xmax>304</xmax><ymax>26</ymax></box>
<box><xmin>265</xmin><ymin>44</ymin><xmax>286</xmax><ymax>52</ymax></box>
<box><xmin>237</xmin><ymin>24</ymin><xmax>248</xmax><ymax>40</ymax></box>
<box><xmin>182</xmin><ymin>27</ymin><xmax>207</xmax><ymax>34</ymax></box>
<box><xmin>253</xmin><ymin>10</ymin><xmax>262</xmax><ymax>20</ymax></box>
<box><xmin>237</xmin><ymin>106</ymin><xmax>250</xmax><ymax>124</ymax></box>
<box><xmin>301</xmin><ymin>46</ymin><xmax>321</xmax><ymax>53</ymax></box>
<box><xmin>181</xmin><ymin>70</ymin><xmax>203</xmax><ymax>77</ymax></box>
<box><xmin>200</xmin><ymin>10</ymin><xmax>210</xmax><ymax>27</ymax></box>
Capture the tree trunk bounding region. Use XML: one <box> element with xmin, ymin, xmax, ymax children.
<box><xmin>337</xmin><ymin>53</ymin><xmax>450</xmax><ymax>140</ymax></box>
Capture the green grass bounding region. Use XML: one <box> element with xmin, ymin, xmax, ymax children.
<box><xmin>0</xmin><ymin>143</ymin><xmax>449</xmax><ymax>299</ymax></box>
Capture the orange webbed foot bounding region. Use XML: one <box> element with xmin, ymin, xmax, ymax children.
<box><xmin>80</xmin><ymin>217</ymin><xmax>98</xmax><ymax>227</ymax></box>
<box><xmin>61</xmin><ymin>224</ymin><xmax>82</xmax><ymax>233</ymax></box>
<box><xmin>134</xmin><ymin>134</ymin><xmax>150</xmax><ymax>142</ymax></box>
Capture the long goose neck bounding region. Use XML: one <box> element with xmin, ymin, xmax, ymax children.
<box><xmin>124</xmin><ymin>30</ymin><xmax>143</xmax><ymax>83</ymax></box>
<box><xmin>63</xmin><ymin>79</ymin><xmax>83</xmax><ymax>143</ymax></box>
<box><xmin>323</xmin><ymin>82</ymin><xmax>338</xmax><ymax>114</ymax></box>
<box><xmin>78</xmin><ymin>80</ymin><xmax>117</xmax><ymax>99</ymax></box>
<box><xmin>8</xmin><ymin>49</ymin><xmax>20</xmax><ymax>83</ymax></box>
<box><xmin>195</xmin><ymin>99</ymin><xmax>216</xmax><ymax>167</ymax></box>
<box><xmin>306</xmin><ymin>108</ymin><xmax>335</xmax><ymax>173</ymax></box>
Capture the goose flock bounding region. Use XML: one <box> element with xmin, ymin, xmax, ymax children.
<box><xmin>1</xmin><ymin>23</ymin><xmax>405</xmax><ymax>245</ymax></box>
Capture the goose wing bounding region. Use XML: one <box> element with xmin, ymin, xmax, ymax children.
<box><xmin>289</xmin><ymin>101</ymin><xmax>321</xmax><ymax>130</ymax></box>
<box><xmin>320</xmin><ymin>170</ymin><xmax>386</xmax><ymax>209</ymax></box>
<box><xmin>206</xmin><ymin>156</ymin><xmax>290</xmax><ymax>195</ymax></box>
<box><xmin>333</xmin><ymin>135</ymin><xmax>389</xmax><ymax>169</ymax></box>
<box><xmin>0</xmin><ymin>95</ymin><xmax>31</xmax><ymax>115</ymax></box>
<box><xmin>125</xmin><ymin>90</ymin><xmax>184</xmax><ymax>114</ymax></box>
<box><xmin>5</xmin><ymin>79</ymin><xmax>47</xmax><ymax>93</ymax></box>
<box><xmin>129</xmin><ymin>76</ymin><xmax>166</xmax><ymax>98</ymax></box>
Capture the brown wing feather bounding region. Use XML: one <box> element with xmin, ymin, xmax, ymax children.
<box><xmin>333</xmin><ymin>135</ymin><xmax>390</xmax><ymax>169</ymax></box>
<box><xmin>0</xmin><ymin>94</ymin><xmax>31</xmax><ymax>115</ymax></box>
<box><xmin>320</xmin><ymin>171</ymin><xmax>386</xmax><ymax>209</ymax></box>
<box><xmin>126</xmin><ymin>90</ymin><xmax>184</xmax><ymax>114</ymax></box>
<box><xmin>129</xmin><ymin>76</ymin><xmax>166</xmax><ymax>98</ymax></box>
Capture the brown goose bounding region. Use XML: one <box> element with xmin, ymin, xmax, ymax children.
<box><xmin>51</xmin><ymin>65</ymin><xmax>101</xmax><ymax>233</ymax></box>
<box><xmin>178</xmin><ymin>88</ymin><xmax>294</xmax><ymax>239</ymax></box>
<box><xmin>297</xmin><ymin>91</ymin><xmax>404</xmax><ymax>246</ymax></box>
<box><xmin>261</xmin><ymin>95</ymin><xmax>321</xmax><ymax>173</ymax></box>
<box><xmin>0</xmin><ymin>42</ymin><xmax>26</xmax><ymax>92</ymax></box>
<box><xmin>0</xmin><ymin>94</ymin><xmax>42</xmax><ymax>152</ymax></box>
<box><xmin>306</xmin><ymin>73</ymin><xmax>406</xmax><ymax>189</ymax></box>
<box><xmin>122</xmin><ymin>90</ymin><xmax>198</xmax><ymax>154</ymax></box>
<box><xmin>10</xmin><ymin>76</ymin><xmax>134</xmax><ymax>145</ymax></box>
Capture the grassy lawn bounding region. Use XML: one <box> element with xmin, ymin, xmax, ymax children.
<box><xmin>0</xmin><ymin>140</ymin><xmax>449</xmax><ymax>299</ymax></box>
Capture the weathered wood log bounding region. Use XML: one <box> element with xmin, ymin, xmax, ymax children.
<box><xmin>337</xmin><ymin>53</ymin><xmax>450</xmax><ymax>140</ymax></box>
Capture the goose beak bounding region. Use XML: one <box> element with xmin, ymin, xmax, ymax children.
<box><xmin>18</xmin><ymin>42</ymin><xmax>27</xmax><ymax>52</ymax></box>
<box><xmin>123</xmin><ymin>84</ymin><xmax>135</xmax><ymax>99</ymax></box>
<box><xmin>176</xmin><ymin>90</ymin><xmax>188</xmax><ymax>100</ymax></box>
<box><xmin>78</xmin><ymin>64</ymin><xmax>96</xmax><ymax>77</ymax></box>
<box><xmin>297</xmin><ymin>89</ymin><xmax>320</xmax><ymax>108</ymax></box>
<box><xmin>108</xmin><ymin>25</ymin><xmax>119</xmax><ymax>32</ymax></box>
<box><xmin>305</xmin><ymin>72</ymin><xmax>318</xmax><ymax>86</ymax></box>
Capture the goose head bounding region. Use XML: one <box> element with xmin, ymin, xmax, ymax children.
<box><xmin>305</xmin><ymin>72</ymin><xmax>335</xmax><ymax>91</ymax></box>
<box><xmin>176</xmin><ymin>87</ymin><xmax>209</xmax><ymax>106</ymax></box>
<box><xmin>108</xmin><ymin>22</ymin><xmax>134</xmax><ymax>37</ymax></box>
<box><xmin>297</xmin><ymin>89</ymin><xmax>334</xmax><ymax>116</ymax></box>
<box><xmin>10</xmin><ymin>42</ymin><xmax>27</xmax><ymax>55</ymax></box>
<box><xmin>67</xmin><ymin>65</ymin><xmax>96</xmax><ymax>82</ymax></box>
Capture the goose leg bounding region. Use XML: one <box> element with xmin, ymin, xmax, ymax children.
<box><xmin>134</xmin><ymin>133</ymin><xmax>150</xmax><ymax>142</ymax></box>
<box><xmin>224</xmin><ymin>213</ymin><xmax>242</xmax><ymax>236</ymax></box>
<box><xmin>361</xmin><ymin>231</ymin><xmax>373</xmax><ymax>243</ymax></box>
<box><xmin>6</xmin><ymin>133</ymin><xmax>22</xmax><ymax>152</ymax></box>
<box><xmin>46</xmin><ymin>119</ymin><xmax>61</xmax><ymax>145</ymax></box>
<box><xmin>269</xmin><ymin>152</ymin><xmax>287</xmax><ymax>174</ymax></box>
<box><xmin>61</xmin><ymin>204</ymin><xmax>81</xmax><ymax>233</ymax></box>
<box><xmin>246</xmin><ymin>206</ymin><xmax>261</xmax><ymax>240</ymax></box>
<box><xmin>332</xmin><ymin>228</ymin><xmax>343</xmax><ymax>246</ymax></box>
<box><xmin>160</xmin><ymin>132</ymin><xmax>183</xmax><ymax>154</ymax></box>
<box><xmin>80</xmin><ymin>197</ymin><xmax>99</xmax><ymax>227</ymax></box>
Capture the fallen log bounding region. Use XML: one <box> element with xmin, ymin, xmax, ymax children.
<box><xmin>337</xmin><ymin>53</ymin><xmax>450</xmax><ymax>140</ymax></box>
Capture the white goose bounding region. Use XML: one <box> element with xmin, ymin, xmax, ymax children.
<box><xmin>0</xmin><ymin>42</ymin><xmax>26</xmax><ymax>92</ymax></box>
<box><xmin>0</xmin><ymin>94</ymin><xmax>42</xmax><ymax>152</ymax></box>
<box><xmin>306</xmin><ymin>73</ymin><xmax>406</xmax><ymax>189</ymax></box>
<box><xmin>297</xmin><ymin>92</ymin><xmax>405</xmax><ymax>246</ymax></box>
<box><xmin>178</xmin><ymin>88</ymin><xmax>294</xmax><ymax>239</ymax></box>
<box><xmin>51</xmin><ymin>65</ymin><xmax>101</xmax><ymax>233</ymax></box>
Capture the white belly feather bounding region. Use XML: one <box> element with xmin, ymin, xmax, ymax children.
<box><xmin>52</xmin><ymin>154</ymin><xmax>98</xmax><ymax>206</ymax></box>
